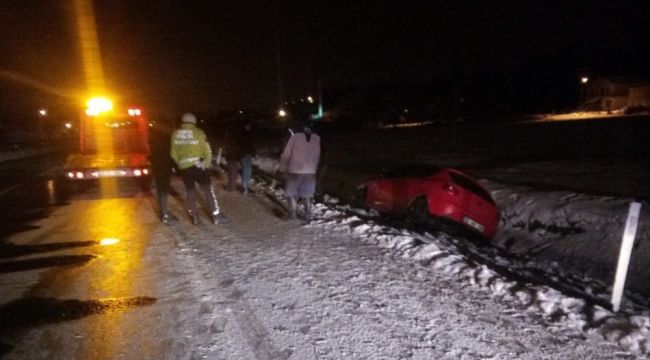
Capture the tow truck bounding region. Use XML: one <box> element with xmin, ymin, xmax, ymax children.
<box><xmin>63</xmin><ymin>97</ymin><xmax>152</xmax><ymax>190</ymax></box>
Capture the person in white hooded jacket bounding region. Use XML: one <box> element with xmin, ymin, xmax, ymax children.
<box><xmin>279</xmin><ymin>118</ymin><xmax>321</xmax><ymax>221</ymax></box>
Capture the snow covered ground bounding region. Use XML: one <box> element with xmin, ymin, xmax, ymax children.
<box><xmin>4</xmin><ymin>119</ymin><xmax>650</xmax><ymax>358</ymax></box>
<box><xmin>2</xmin><ymin>155</ymin><xmax>649</xmax><ymax>358</ymax></box>
<box><xmin>251</xmin><ymin>154</ymin><xmax>650</xmax><ymax>358</ymax></box>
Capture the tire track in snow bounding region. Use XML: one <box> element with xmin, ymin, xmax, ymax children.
<box><xmin>166</xmin><ymin>217</ymin><xmax>288</xmax><ymax>360</ymax></box>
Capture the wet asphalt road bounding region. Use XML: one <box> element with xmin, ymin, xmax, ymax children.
<box><xmin>0</xmin><ymin>155</ymin><xmax>163</xmax><ymax>358</ymax></box>
<box><xmin>0</xmin><ymin>154</ymin><xmax>69</xmax><ymax>239</ymax></box>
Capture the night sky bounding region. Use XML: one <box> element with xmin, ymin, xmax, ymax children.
<box><xmin>1</xmin><ymin>1</ymin><xmax>650</xmax><ymax>118</ymax></box>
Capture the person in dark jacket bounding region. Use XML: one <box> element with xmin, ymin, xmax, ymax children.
<box><xmin>222</xmin><ymin>127</ymin><xmax>241</xmax><ymax>192</ymax></box>
<box><xmin>238</xmin><ymin>120</ymin><xmax>256</xmax><ymax>194</ymax></box>
<box><xmin>149</xmin><ymin>117</ymin><xmax>175</xmax><ymax>224</ymax></box>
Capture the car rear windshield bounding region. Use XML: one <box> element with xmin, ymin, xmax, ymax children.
<box><xmin>384</xmin><ymin>163</ymin><xmax>442</xmax><ymax>178</ymax></box>
<box><xmin>449</xmin><ymin>172</ymin><xmax>495</xmax><ymax>205</ymax></box>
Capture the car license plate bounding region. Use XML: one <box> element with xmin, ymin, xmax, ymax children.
<box><xmin>463</xmin><ymin>216</ymin><xmax>485</xmax><ymax>232</ymax></box>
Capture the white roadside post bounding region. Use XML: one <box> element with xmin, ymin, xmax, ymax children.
<box><xmin>611</xmin><ymin>201</ymin><xmax>642</xmax><ymax>312</ymax></box>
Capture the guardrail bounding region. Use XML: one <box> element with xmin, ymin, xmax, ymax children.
<box><xmin>0</xmin><ymin>139</ymin><xmax>73</xmax><ymax>162</ymax></box>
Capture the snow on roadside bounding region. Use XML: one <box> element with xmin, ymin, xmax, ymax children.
<box><xmin>485</xmin><ymin>180</ymin><xmax>650</xmax><ymax>309</ymax></box>
<box><xmin>253</xmin><ymin>155</ymin><xmax>650</xmax><ymax>357</ymax></box>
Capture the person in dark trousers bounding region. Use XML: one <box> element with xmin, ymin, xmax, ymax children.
<box><xmin>238</xmin><ymin>120</ymin><xmax>256</xmax><ymax>194</ymax></box>
<box><xmin>149</xmin><ymin>117</ymin><xmax>176</xmax><ymax>224</ymax></box>
<box><xmin>222</xmin><ymin>125</ymin><xmax>242</xmax><ymax>192</ymax></box>
<box><xmin>279</xmin><ymin>114</ymin><xmax>321</xmax><ymax>221</ymax></box>
<box><xmin>170</xmin><ymin>113</ymin><xmax>222</xmax><ymax>225</ymax></box>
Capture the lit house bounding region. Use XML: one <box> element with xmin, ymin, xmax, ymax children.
<box><xmin>584</xmin><ymin>76</ymin><xmax>650</xmax><ymax>112</ymax></box>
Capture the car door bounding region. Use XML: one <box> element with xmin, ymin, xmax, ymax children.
<box><xmin>393</xmin><ymin>176</ymin><xmax>422</xmax><ymax>211</ymax></box>
<box><xmin>366</xmin><ymin>177</ymin><xmax>398</xmax><ymax>211</ymax></box>
<box><xmin>394</xmin><ymin>164</ymin><xmax>439</xmax><ymax>211</ymax></box>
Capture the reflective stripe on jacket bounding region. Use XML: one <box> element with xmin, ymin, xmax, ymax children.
<box><xmin>170</xmin><ymin>123</ymin><xmax>212</xmax><ymax>170</ymax></box>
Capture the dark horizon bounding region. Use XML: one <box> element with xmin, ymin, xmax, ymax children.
<box><xmin>1</xmin><ymin>1</ymin><xmax>650</xmax><ymax>121</ymax></box>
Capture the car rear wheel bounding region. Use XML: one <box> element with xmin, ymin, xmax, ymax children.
<box><xmin>406</xmin><ymin>196</ymin><xmax>430</xmax><ymax>228</ymax></box>
<box><xmin>429</xmin><ymin>216</ymin><xmax>463</xmax><ymax>237</ymax></box>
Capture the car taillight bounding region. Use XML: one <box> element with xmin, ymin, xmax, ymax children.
<box><xmin>442</xmin><ymin>183</ymin><xmax>459</xmax><ymax>195</ymax></box>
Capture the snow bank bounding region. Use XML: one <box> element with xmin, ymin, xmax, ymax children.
<box><xmin>253</xmin><ymin>154</ymin><xmax>650</xmax><ymax>357</ymax></box>
<box><xmin>485</xmin><ymin>181</ymin><xmax>650</xmax><ymax>305</ymax></box>
<box><xmin>309</xmin><ymin>200</ymin><xmax>650</xmax><ymax>357</ymax></box>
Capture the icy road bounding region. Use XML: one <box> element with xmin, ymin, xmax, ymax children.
<box><xmin>0</xmin><ymin>173</ymin><xmax>645</xmax><ymax>359</ymax></box>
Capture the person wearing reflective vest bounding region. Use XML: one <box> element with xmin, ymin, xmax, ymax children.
<box><xmin>170</xmin><ymin>113</ymin><xmax>222</xmax><ymax>225</ymax></box>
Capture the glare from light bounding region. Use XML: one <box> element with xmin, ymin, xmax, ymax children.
<box><xmin>65</xmin><ymin>122</ymin><xmax>73</xmax><ymax>129</ymax></box>
<box><xmin>39</xmin><ymin>109</ymin><xmax>48</xmax><ymax>116</ymax></box>
<box><xmin>75</xmin><ymin>172</ymin><xmax>84</xmax><ymax>179</ymax></box>
<box><xmin>581</xmin><ymin>77</ymin><xmax>589</xmax><ymax>84</ymax></box>
<box><xmin>133</xmin><ymin>169</ymin><xmax>142</xmax><ymax>176</ymax></box>
<box><xmin>73</xmin><ymin>0</ymin><xmax>106</xmax><ymax>93</ymax></box>
<box><xmin>46</xmin><ymin>179</ymin><xmax>56</xmax><ymax>205</ymax></box>
<box><xmin>307</xmin><ymin>96</ymin><xmax>314</xmax><ymax>103</ymax></box>
<box><xmin>127</xmin><ymin>108</ymin><xmax>142</xmax><ymax>116</ymax></box>
<box><xmin>100</xmin><ymin>238</ymin><xmax>120</xmax><ymax>246</ymax></box>
<box><xmin>278</xmin><ymin>109</ymin><xmax>287</xmax><ymax>117</ymax></box>
<box><xmin>142</xmin><ymin>169</ymin><xmax>149</xmax><ymax>175</ymax></box>
<box><xmin>86</xmin><ymin>96</ymin><xmax>113</xmax><ymax>116</ymax></box>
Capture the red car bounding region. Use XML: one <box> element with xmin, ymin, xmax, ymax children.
<box><xmin>355</xmin><ymin>163</ymin><xmax>499</xmax><ymax>239</ymax></box>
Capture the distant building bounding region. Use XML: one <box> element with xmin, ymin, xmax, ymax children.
<box><xmin>584</xmin><ymin>76</ymin><xmax>650</xmax><ymax>112</ymax></box>
<box><xmin>629</xmin><ymin>86</ymin><xmax>650</xmax><ymax>108</ymax></box>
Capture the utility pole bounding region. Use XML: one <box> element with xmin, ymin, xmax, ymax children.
<box><xmin>317</xmin><ymin>79</ymin><xmax>323</xmax><ymax>119</ymax></box>
<box><xmin>274</xmin><ymin>39</ymin><xmax>284</xmax><ymax>107</ymax></box>
<box><xmin>271</xmin><ymin>5</ymin><xmax>284</xmax><ymax>110</ymax></box>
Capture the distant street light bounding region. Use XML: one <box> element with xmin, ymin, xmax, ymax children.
<box><xmin>580</xmin><ymin>76</ymin><xmax>589</xmax><ymax>111</ymax></box>
<box><xmin>37</xmin><ymin>109</ymin><xmax>48</xmax><ymax>134</ymax></box>
<box><xmin>278</xmin><ymin>109</ymin><xmax>287</xmax><ymax>117</ymax></box>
